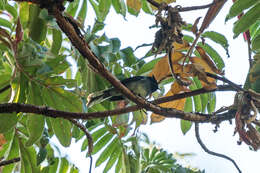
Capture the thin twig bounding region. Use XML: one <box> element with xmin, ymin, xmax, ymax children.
<box><xmin>178</xmin><ymin>2</ymin><xmax>215</xmax><ymax>12</ymax></box>
<box><xmin>67</xmin><ymin>119</ymin><xmax>93</xmax><ymax>154</ymax></box>
<box><xmin>0</xmin><ymin>157</ymin><xmax>20</xmax><ymax>167</ymax></box>
<box><xmin>206</xmin><ymin>72</ymin><xmax>245</xmax><ymax>92</ymax></box>
<box><xmin>195</xmin><ymin>123</ymin><xmax>242</xmax><ymax>173</ymax></box>
<box><xmin>167</xmin><ymin>47</ymin><xmax>186</xmax><ymax>85</ymax></box>
<box><xmin>146</xmin><ymin>0</ymin><xmax>215</xmax><ymax>12</ymax></box>
<box><xmin>247</xmin><ymin>40</ymin><xmax>252</xmax><ymax>69</ymax></box>
<box><xmin>0</xmin><ymin>85</ymin><xmax>11</xmax><ymax>94</ymax></box>
<box><xmin>68</xmin><ymin>119</ymin><xmax>93</xmax><ymax>173</ymax></box>
<box><xmin>146</xmin><ymin>0</ymin><xmax>160</xmax><ymax>8</ymax></box>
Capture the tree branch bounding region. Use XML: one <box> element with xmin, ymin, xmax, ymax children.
<box><xmin>0</xmin><ymin>85</ymin><xmax>237</xmax><ymax>123</ymax></box>
<box><xmin>0</xmin><ymin>157</ymin><xmax>20</xmax><ymax>167</ymax></box>
<box><xmin>68</xmin><ymin>119</ymin><xmax>93</xmax><ymax>173</ymax></box>
<box><xmin>146</xmin><ymin>0</ymin><xmax>215</xmax><ymax>12</ymax></box>
<box><xmin>206</xmin><ymin>73</ymin><xmax>245</xmax><ymax>92</ymax></box>
<box><xmin>195</xmin><ymin>123</ymin><xmax>242</xmax><ymax>173</ymax></box>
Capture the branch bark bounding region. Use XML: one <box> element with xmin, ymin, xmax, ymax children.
<box><xmin>0</xmin><ymin>85</ymin><xmax>237</xmax><ymax>123</ymax></box>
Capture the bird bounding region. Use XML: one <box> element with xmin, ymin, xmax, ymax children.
<box><xmin>86</xmin><ymin>76</ymin><xmax>158</xmax><ymax>107</ymax></box>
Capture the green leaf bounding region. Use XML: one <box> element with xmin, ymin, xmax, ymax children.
<box><xmin>104</xmin><ymin>146</ymin><xmax>122</xmax><ymax>173</ymax></box>
<box><xmin>77</xmin><ymin>0</ymin><xmax>88</xmax><ymax>23</ymax></box>
<box><xmin>42</xmin><ymin>87</ymin><xmax>82</xmax><ymax>112</ymax></box>
<box><xmin>95</xmin><ymin>137</ymin><xmax>119</xmax><ymax>167</ymax></box>
<box><xmin>0</xmin><ymin>113</ymin><xmax>17</xmax><ymax>133</ymax></box>
<box><xmin>193</xmin><ymin>77</ymin><xmax>208</xmax><ymax>113</ymax></box>
<box><xmin>0</xmin><ymin>129</ymin><xmax>14</xmax><ymax>158</ymax></box>
<box><xmin>0</xmin><ymin>17</ymin><xmax>12</xmax><ymax>29</ymax></box>
<box><xmin>180</xmin><ymin>120</ymin><xmax>192</xmax><ymax>135</ymax></box>
<box><xmin>252</xmin><ymin>34</ymin><xmax>260</xmax><ymax>52</ymax></box>
<box><xmin>50</xmin><ymin>118</ymin><xmax>72</xmax><ymax>147</ymax></box>
<box><xmin>111</xmin><ymin>38</ymin><xmax>121</xmax><ymax>53</ymax></box>
<box><xmin>26</xmin><ymin>114</ymin><xmax>45</xmax><ymax>147</ymax></box>
<box><xmin>226</xmin><ymin>0</ymin><xmax>258</xmax><ymax>21</ymax></box>
<box><xmin>120</xmin><ymin>47</ymin><xmax>137</xmax><ymax>67</ymax></box>
<box><xmin>189</xmin><ymin>83</ymin><xmax>202</xmax><ymax>112</ymax></box>
<box><xmin>92</xmin><ymin>133</ymin><xmax>114</xmax><ymax>154</ymax></box>
<box><xmin>112</xmin><ymin>0</ymin><xmax>126</xmax><ymax>17</ymax></box>
<box><xmin>48</xmin><ymin>158</ymin><xmax>59</xmax><ymax>172</ymax></box>
<box><xmin>141</xmin><ymin>0</ymin><xmax>153</xmax><ymax>14</ymax></box>
<box><xmin>59</xmin><ymin>157</ymin><xmax>69</xmax><ymax>173</ymax></box>
<box><xmin>136</xmin><ymin>58</ymin><xmax>161</xmax><ymax>75</ymax></box>
<box><xmin>207</xmin><ymin>92</ymin><xmax>216</xmax><ymax>113</ymax></box>
<box><xmin>181</xmin><ymin>97</ymin><xmax>193</xmax><ymax>135</ymax></box>
<box><xmin>233</xmin><ymin>3</ymin><xmax>260</xmax><ymax>38</ymax></box>
<box><xmin>202</xmin><ymin>31</ymin><xmax>229</xmax><ymax>56</ymax></box>
<box><xmin>2</xmin><ymin>135</ymin><xmax>19</xmax><ymax>173</ymax></box>
<box><xmin>91</xmin><ymin>126</ymin><xmax>108</xmax><ymax>142</ymax></box>
<box><xmin>69</xmin><ymin>165</ymin><xmax>79</xmax><ymax>173</ymax></box>
<box><xmin>89</xmin><ymin>0</ymin><xmax>101</xmax><ymax>22</ymax></box>
<box><xmin>91</xmin><ymin>20</ymin><xmax>105</xmax><ymax>34</ymax></box>
<box><xmin>19</xmin><ymin>139</ymin><xmax>39</xmax><ymax>173</ymax></box>
<box><xmin>44</xmin><ymin>76</ymin><xmax>77</xmax><ymax>88</ymax></box>
<box><xmin>250</xmin><ymin>21</ymin><xmax>260</xmax><ymax>39</ymax></box>
<box><xmin>66</xmin><ymin>0</ymin><xmax>80</xmax><ymax>17</ymax></box>
<box><xmin>99</xmin><ymin>0</ymin><xmax>112</xmax><ymax>22</ymax></box>
<box><xmin>26</xmin><ymin>82</ymin><xmax>45</xmax><ymax>146</ymax></box>
<box><xmin>51</xmin><ymin>29</ymin><xmax>62</xmax><ymax>55</ymax></box>
<box><xmin>28</xmin><ymin>5</ymin><xmax>47</xmax><ymax>43</ymax></box>
<box><xmin>19</xmin><ymin>3</ymin><xmax>29</xmax><ymax>27</ymax></box>
<box><xmin>5</xmin><ymin>3</ymin><xmax>18</xmax><ymax>19</ymax></box>
<box><xmin>115</xmin><ymin>152</ymin><xmax>123</xmax><ymax>173</ymax></box>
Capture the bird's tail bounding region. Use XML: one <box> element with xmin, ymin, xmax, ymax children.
<box><xmin>86</xmin><ymin>90</ymin><xmax>112</xmax><ymax>107</ymax></box>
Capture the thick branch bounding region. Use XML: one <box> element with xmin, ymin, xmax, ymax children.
<box><xmin>0</xmin><ymin>85</ymin><xmax>237</xmax><ymax>123</ymax></box>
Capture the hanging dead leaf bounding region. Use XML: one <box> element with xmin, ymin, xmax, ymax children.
<box><xmin>151</xmin><ymin>82</ymin><xmax>187</xmax><ymax>123</ymax></box>
<box><xmin>127</xmin><ymin>0</ymin><xmax>142</xmax><ymax>13</ymax></box>
<box><xmin>191</xmin><ymin>17</ymin><xmax>201</xmax><ymax>35</ymax></box>
<box><xmin>196</xmin><ymin>46</ymin><xmax>223</xmax><ymax>75</ymax></box>
<box><xmin>246</xmin><ymin>124</ymin><xmax>260</xmax><ymax>150</ymax></box>
<box><xmin>190</xmin><ymin>57</ymin><xmax>217</xmax><ymax>89</ymax></box>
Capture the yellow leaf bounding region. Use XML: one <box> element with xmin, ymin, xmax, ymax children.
<box><xmin>149</xmin><ymin>51</ymin><xmax>185</xmax><ymax>82</ymax></box>
<box><xmin>173</xmin><ymin>41</ymin><xmax>190</xmax><ymax>51</ymax></box>
<box><xmin>151</xmin><ymin>82</ymin><xmax>186</xmax><ymax>123</ymax></box>
<box><xmin>127</xmin><ymin>0</ymin><xmax>142</xmax><ymax>12</ymax></box>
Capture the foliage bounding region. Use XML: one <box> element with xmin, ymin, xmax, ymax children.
<box><xmin>0</xmin><ymin>0</ymin><xmax>259</xmax><ymax>173</ymax></box>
